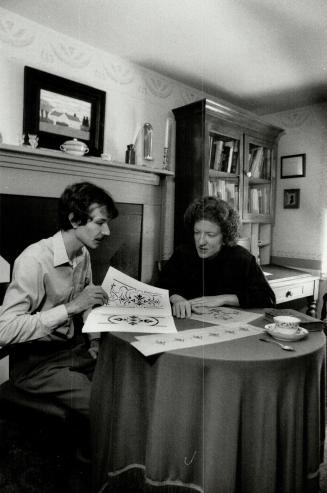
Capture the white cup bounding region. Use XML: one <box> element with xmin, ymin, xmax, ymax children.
<box><xmin>273</xmin><ymin>315</ymin><xmax>301</xmax><ymax>335</ymax></box>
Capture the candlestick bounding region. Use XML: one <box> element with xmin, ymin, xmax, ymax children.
<box><xmin>164</xmin><ymin>118</ymin><xmax>171</xmax><ymax>149</ymax></box>
<box><xmin>144</xmin><ymin>123</ymin><xmax>153</xmax><ymax>161</ymax></box>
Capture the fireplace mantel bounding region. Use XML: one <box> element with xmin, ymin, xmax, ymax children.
<box><xmin>0</xmin><ymin>144</ymin><xmax>175</xmax><ymax>282</ymax></box>
<box><xmin>0</xmin><ymin>144</ymin><xmax>173</xmax><ymax>187</ymax></box>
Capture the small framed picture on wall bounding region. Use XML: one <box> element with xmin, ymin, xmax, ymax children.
<box><xmin>280</xmin><ymin>154</ymin><xmax>306</xmax><ymax>178</ymax></box>
<box><xmin>284</xmin><ymin>189</ymin><xmax>300</xmax><ymax>209</ymax></box>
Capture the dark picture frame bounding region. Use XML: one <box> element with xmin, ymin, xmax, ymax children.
<box><xmin>284</xmin><ymin>189</ymin><xmax>300</xmax><ymax>209</ymax></box>
<box><xmin>280</xmin><ymin>153</ymin><xmax>306</xmax><ymax>178</ymax></box>
<box><xmin>23</xmin><ymin>66</ymin><xmax>106</xmax><ymax>156</ymax></box>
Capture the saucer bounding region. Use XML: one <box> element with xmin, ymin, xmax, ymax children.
<box><xmin>264</xmin><ymin>323</ymin><xmax>308</xmax><ymax>342</ymax></box>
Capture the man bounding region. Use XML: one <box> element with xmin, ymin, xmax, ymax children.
<box><xmin>0</xmin><ymin>181</ymin><xmax>118</xmax><ymax>417</ymax></box>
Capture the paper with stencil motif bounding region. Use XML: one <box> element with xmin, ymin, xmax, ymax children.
<box><xmin>191</xmin><ymin>306</ymin><xmax>261</xmax><ymax>325</ymax></box>
<box><xmin>82</xmin><ymin>267</ymin><xmax>177</xmax><ymax>333</ymax></box>
<box><xmin>131</xmin><ymin>323</ymin><xmax>263</xmax><ymax>356</ymax></box>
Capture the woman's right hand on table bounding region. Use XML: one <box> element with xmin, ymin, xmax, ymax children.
<box><xmin>170</xmin><ymin>294</ymin><xmax>192</xmax><ymax>318</ymax></box>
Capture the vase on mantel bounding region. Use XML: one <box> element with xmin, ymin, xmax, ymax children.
<box><xmin>125</xmin><ymin>144</ymin><xmax>135</xmax><ymax>164</ymax></box>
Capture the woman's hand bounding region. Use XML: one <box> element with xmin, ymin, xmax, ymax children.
<box><xmin>170</xmin><ymin>294</ymin><xmax>192</xmax><ymax>318</ymax></box>
<box><xmin>88</xmin><ymin>339</ymin><xmax>100</xmax><ymax>359</ymax></box>
<box><xmin>190</xmin><ymin>295</ymin><xmax>239</xmax><ymax>314</ymax></box>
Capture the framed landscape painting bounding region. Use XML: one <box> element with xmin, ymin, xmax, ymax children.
<box><xmin>23</xmin><ymin>66</ymin><xmax>106</xmax><ymax>156</ymax></box>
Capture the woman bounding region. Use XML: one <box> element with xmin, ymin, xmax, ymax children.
<box><xmin>159</xmin><ymin>196</ymin><xmax>275</xmax><ymax>318</ymax></box>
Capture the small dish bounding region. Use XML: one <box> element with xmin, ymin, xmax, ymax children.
<box><xmin>264</xmin><ymin>323</ymin><xmax>308</xmax><ymax>342</ymax></box>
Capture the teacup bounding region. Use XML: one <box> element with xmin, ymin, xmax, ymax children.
<box><xmin>273</xmin><ymin>315</ymin><xmax>301</xmax><ymax>335</ymax></box>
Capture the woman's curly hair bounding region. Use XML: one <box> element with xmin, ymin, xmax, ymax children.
<box><xmin>184</xmin><ymin>196</ymin><xmax>240</xmax><ymax>246</ymax></box>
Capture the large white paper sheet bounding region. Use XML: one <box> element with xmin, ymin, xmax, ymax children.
<box><xmin>131</xmin><ymin>323</ymin><xmax>263</xmax><ymax>356</ymax></box>
<box><xmin>82</xmin><ymin>267</ymin><xmax>177</xmax><ymax>333</ymax></box>
<box><xmin>191</xmin><ymin>306</ymin><xmax>261</xmax><ymax>325</ymax></box>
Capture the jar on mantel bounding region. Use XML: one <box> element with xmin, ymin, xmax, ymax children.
<box><xmin>125</xmin><ymin>144</ymin><xmax>135</xmax><ymax>164</ymax></box>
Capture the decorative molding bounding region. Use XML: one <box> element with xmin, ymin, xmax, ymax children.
<box><xmin>0</xmin><ymin>18</ymin><xmax>34</xmax><ymax>47</ymax></box>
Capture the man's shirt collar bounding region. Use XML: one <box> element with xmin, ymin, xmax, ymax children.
<box><xmin>53</xmin><ymin>231</ymin><xmax>70</xmax><ymax>267</ymax></box>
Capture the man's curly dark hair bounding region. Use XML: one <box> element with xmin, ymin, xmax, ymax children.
<box><xmin>58</xmin><ymin>181</ymin><xmax>118</xmax><ymax>231</ymax></box>
<box><xmin>184</xmin><ymin>196</ymin><xmax>240</xmax><ymax>246</ymax></box>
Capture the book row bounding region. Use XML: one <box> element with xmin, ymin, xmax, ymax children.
<box><xmin>248</xmin><ymin>186</ymin><xmax>271</xmax><ymax>215</ymax></box>
<box><xmin>208</xmin><ymin>136</ymin><xmax>239</xmax><ymax>173</ymax></box>
<box><xmin>208</xmin><ymin>179</ymin><xmax>239</xmax><ymax>210</ymax></box>
<box><xmin>248</xmin><ymin>146</ymin><xmax>271</xmax><ymax>179</ymax></box>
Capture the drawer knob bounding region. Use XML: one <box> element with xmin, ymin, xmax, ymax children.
<box><xmin>286</xmin><ymin>290</ymin><xmax>292</xmax><ymax>297</ymax></box>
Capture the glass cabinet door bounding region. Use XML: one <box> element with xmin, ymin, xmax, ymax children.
<box><xmin>207</xmin><ymin>130</ymin><xmax>242</xmax><ymax>213</ymax></box>
<box><xmin>242</xmin><ymin>135</ymin><xmax>275</xmax><ymax>222</ymax></box>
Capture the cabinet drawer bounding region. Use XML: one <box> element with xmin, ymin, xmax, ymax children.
<box><xmin>274</xmin><ymin>280</ymin><xmax>315</xmax><ymax>304</ymax></box>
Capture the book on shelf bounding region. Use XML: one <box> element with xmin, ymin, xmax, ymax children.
<box><xmin>208</xmin><ymin>179</ymin><xmax>238</xmax><ymax>209</ymax></box>
<box><xmin>219</xmin><ymin>142</ymin><xmax>233</xmax><ymax>172</ymax></box>
<box><xmin>230</xmin><ymin>141</ymin><xmax>239</xmax><ymax>174</ymax></box>
<box><xmin>249</xmin><ymin>188</ymin><xmax>259</xmax><ymax>213</ymax></box>
<box><xmin>249</xmin><ymin>186</ymin><xmax>270</xmax><ymax>214</ymax></box>
<box><xmin>249</xmin><ymin>146</ymin><xmax>264</xmax><ymax>177</ymax></box>
<box><xmin>213</xmin><ymin>140</ymin><xmax>224</xmax><ymax>170</ymax></box>
<box><xmin>264</xmin><ymin>308</ymin><xmax>323</xmax><ymax>332</ymax></box>
<box><xmin>224</xmin><ymin>141</ymin><xmax>234</xmax><ymax>173</ymax></box>
<box><xmin>262</xmin><ymin>148</ymin><xmax>271</xmax><ymax>179</ymax></box>
<box><xmin>208</xmin><ymin>136</ymin><xmax>215</xmax><ymax>169</ymax></box>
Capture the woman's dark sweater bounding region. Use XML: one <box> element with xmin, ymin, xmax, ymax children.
<box><xmin>158</xmin><ymin>243</ymin><xmax>275</xmax><ymax>308</ymax></box>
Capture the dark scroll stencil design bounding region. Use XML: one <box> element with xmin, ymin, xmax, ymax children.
<box><xmin>107</xmin><ymin>279</ymin><xmax>163</xmax><ymax>309</ymax></box>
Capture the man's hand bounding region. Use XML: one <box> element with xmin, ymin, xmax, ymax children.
<box><xmin>88</xmin><ymin>339</ymin><xmax>100</xmax><ymax>359</ymax></box>
<box><xmin>66</xmin><ymin>285</ymin><xmax>108</xmax><ymax>317</ymax></box>
<box><xmin>170</xmin><ymin>294</ymin><xmax>192</xmax><ymax>319</ymax></box>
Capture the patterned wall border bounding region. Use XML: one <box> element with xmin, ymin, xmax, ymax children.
<box><xmin>0</xmin><ymin>7</ymin><xmax>205</xmax><ymax>110</ymax></box>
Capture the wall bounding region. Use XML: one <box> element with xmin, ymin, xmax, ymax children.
<box><xmin>0</xmin><ymin>7</ymin><xmax>204</xmax><ymax>382</ymax></box>
<box><xmin>0</xmin><ymin>6</ymin><xmax>205</xmax><ymax>263</ymax></box>
<box><xmin>265</xmin><ymin>103</ymin><xmax>327</xmax><ymax>313</ymax></box>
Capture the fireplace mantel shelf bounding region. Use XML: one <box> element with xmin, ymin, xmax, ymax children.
<box><xmin>0</xmin><ymin>143</ymin><xmax>174</xmax><ymax>282</ymax></box>
<box><xmin>0</xmin><ymin>143</ymin><xmax>174</xmax><ymax>187</ymax></box>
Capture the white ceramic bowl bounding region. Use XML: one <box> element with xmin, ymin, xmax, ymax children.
<box><xmin>60</xmin><ymin>138</ymin><xmax>89</xmax><ymax>156</ymax></box>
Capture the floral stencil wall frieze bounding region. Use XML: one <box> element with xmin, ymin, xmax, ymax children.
<box><xmin>0</xmin><ymin>18</ymin><xmax>34</xmax><ymax>47</ymax></box>
<box><xmin>95</xmin><ymin>62</ymin><xmax>135</xmax><ymax>85</ymax></box>
<box><xmin>41</xmin><ymin>48</ymin><xmax>56</xmax><ymax>64</ymax></box>
<box><xmin>278</xmin><ymin>108</ymin><xmax>314</xmax><ymax>129</ymax></box>
<box><xmin>50</xmin><ymin>42</ymin><xmax>91</xmax><ymax>68</ymax></box>
<box><xmin>144</xmin><ymin>74</ymin><xmax>174</xmax><ymax>98</ymax></box>
<box><xmin>138</xmin><ymin>85</ymin><xmax>149</xmax><ymax>96</ymax></box>
<box><xmin>180</xmin><ymin>88</ymin><xmax>201</xmax><ymax>105</ymax></box>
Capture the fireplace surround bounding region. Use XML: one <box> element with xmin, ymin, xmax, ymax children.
<box><xmin>0</xmin><ymin>144</ymin><xmax>174</xmax><ymax>290</ymax></box>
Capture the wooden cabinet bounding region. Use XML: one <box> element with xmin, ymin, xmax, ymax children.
<box><xmin>172</xmin><ymin>98</ymin><xmax>283</xmax><ymax>264</ymax></box>
<box><xmin>264</xmin><ymin>264</ymin><xmax>319</xmax><ymax>316</ymax></box>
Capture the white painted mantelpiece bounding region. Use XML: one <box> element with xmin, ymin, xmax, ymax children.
<box><xmin>0</xmin><ymin>144</ymin><xmax>174</xmax><ymax>282</ymax></box>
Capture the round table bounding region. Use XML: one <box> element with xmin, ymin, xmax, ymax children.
<box><xmin>91</xmin><ymin>317</ymin><xmax>326</xmax><ymax>493</ymax></box>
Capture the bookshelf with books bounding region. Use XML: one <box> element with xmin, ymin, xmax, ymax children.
<box><xmin>243</xmin><ymin>135</ymin><xmax>275</xmax><ymax>222</ymax></box>
<box><xmin>172</xmin><ymin>99</ymin><xmax>283</xmax><ymax>264</ymax></box>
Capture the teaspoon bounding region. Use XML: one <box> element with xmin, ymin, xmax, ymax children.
<box><xmin>259</xmin><ymin>337</ymin><xmax>295</xmax><ymax>352</ymax></box>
